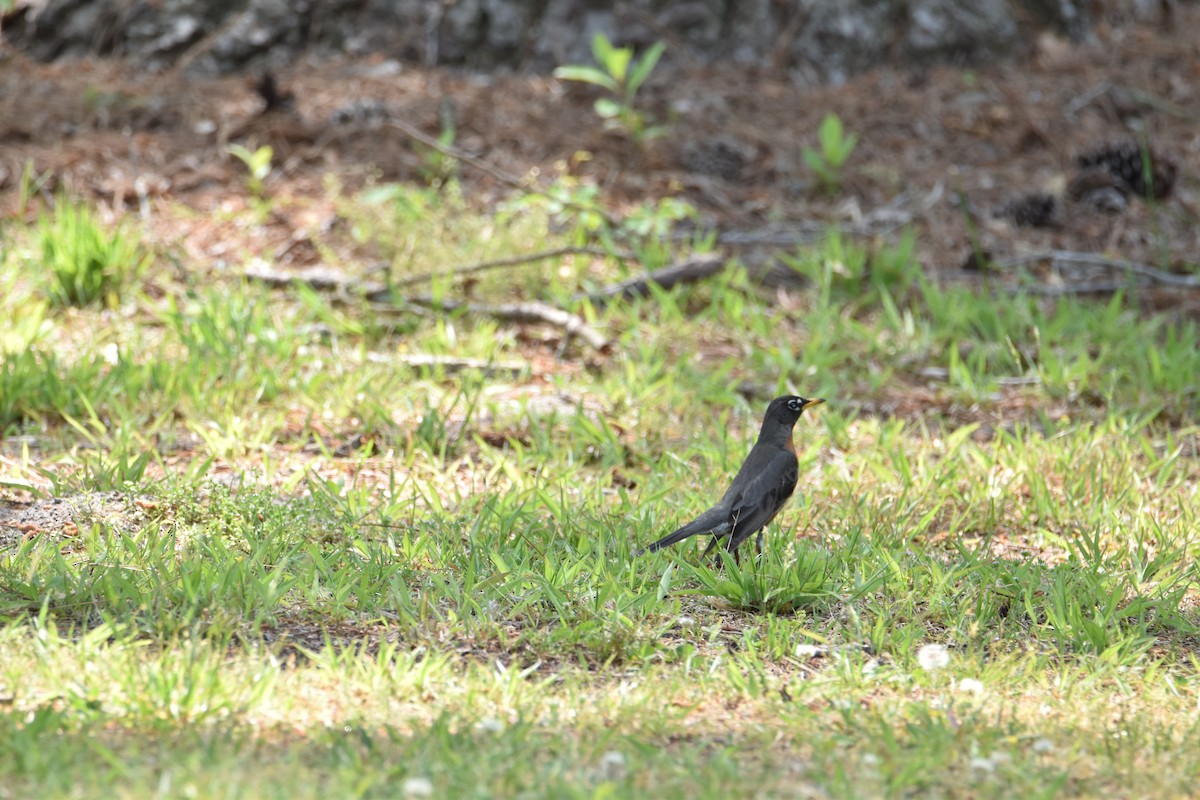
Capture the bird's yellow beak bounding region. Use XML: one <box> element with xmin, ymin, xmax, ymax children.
<box><xmin>802</xmin><ymin>398</ymin><xmax>826</xmax><ymax>410</ymax></box>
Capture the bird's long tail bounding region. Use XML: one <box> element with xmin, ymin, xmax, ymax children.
<box><xmin>637</xmin><ymin>507</ymin><xmax>729</xmax><ymax>555</ymax></box>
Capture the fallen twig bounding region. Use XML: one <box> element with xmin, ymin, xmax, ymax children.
<box><xmin>387</xmin><ymin>118</ymin><xmax>527</xmax><ymax>190</ymax></box>
<box><xmin>409</xmin><ymin>297</ymin><xmax>610</xmax><ymax>351</ymax></box>
<box><xmin>392</xmin><ymin>245</ymin><xmax>627</xmax><ymax>288</ymax></box>
<box><xmin>1123</xmin><ymin>86</ymin><xmax>1200</xmax><ymax>123</ymax></box>
<box><xmin>365</xmin><ymin>352</ymin><xmax>528</xmax><ymax>377</ymax></box>
<box><xmin>244</xmin><ymin>261</ymin><xmax>386</xmax><ymax>296</ymax></box>
<box><xmin>712</xmin><ymin>182</ymin><xmax>944</xmax><ymax>246</ymax></box>
<box><xmin>577</xmin><ymin>254</ymin><xmax>727</xmax><ymax>304</ymax></box>
<box><xmin>995</xmin><ymin>251</ymin><xmax>1200</xmax><ymax>288</ymax></box>
<box><xmin>244</xmin><ymin>262</ymin><xmax>610</xmax><ymax>350</ymax></box>
<box><xmin>1064</xmin><ymin>81</ymin><xmax>1112</xmax><ymax>119</ymax></box>
<box><xmin>712</xmin><ymin>225</ymin><xmax>826</xmax><ymax>247</ymax></box>
<box><xmin>1014</xmin><ymin>282</ymin><xmax>1130</xmax><ymax>297</ymax></box>
<box><xmin>1066</xmin><ymin>80</ymin><xmax>1200</xmax><ymax>123</ymax></box>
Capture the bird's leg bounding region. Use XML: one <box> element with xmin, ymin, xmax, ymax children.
<box><xmin>755</xmin><ymin>530</ymin><xmax>764</xmax><ymax>557</ymax></box>
<box><xmin>702</xmin><ymin>535</ymin><xmax>720</xmax><ymax>560</ymax></box>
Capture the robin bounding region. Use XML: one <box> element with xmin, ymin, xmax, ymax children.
<box><xmin>638</xmin><ymin>395</ymin><xmax>825</xmax><ymax>561</ymax></box>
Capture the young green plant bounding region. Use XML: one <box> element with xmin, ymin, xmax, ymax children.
<box><xmin>227</xmin><ymin>144</ymin><xmax>274</xmax><ymax>200</ymax></box>
<box><xmin>804</xmin><ymin>113</ymin><xmax>859</xmax><ymax>193</ymax></box>
<box><xmin>553</xmin><ymin>33</ymin><xmax>667</xmax><ymax>141</ymax></box>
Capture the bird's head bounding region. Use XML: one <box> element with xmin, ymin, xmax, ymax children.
<box><xmin>768</xmin><ymin>395</ymin><xmax>825</xmax><ymax>425</ymax></box>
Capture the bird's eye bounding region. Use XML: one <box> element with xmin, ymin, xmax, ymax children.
<box><xmin>788</xmin><ymin>398</ymin><xmax>802</xmax><ymax>411</ymax></box>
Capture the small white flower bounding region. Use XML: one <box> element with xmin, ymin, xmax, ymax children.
<box><xmin>598</xmin><ymin>750</ymin><xmax>627</xmax><ymax>781</ymax></box>
<box><xmin>861</xmin><ymin>753</ymin><xmax>880</xmax><ymax>767</ymax></box>
<box><xmin>1032</xmin><ymin>737</ymin><xmax>1055</xmax><ymax>754</ymax></box>
<box><xmin>916</xmin><ymin>644</ymin><xmax>950</xmax><ymax>672</ymax></box>
<box><xmin>675</xmin><ymin>616</ymin><xmax>696</xmax><ymax>629</ymax></box>
<box><xmin>794</xmin><ymin>644</ymin><xmax>824</xmax><ymax>659</ymax></box>
<box><xmin>475</xmin><ymin>717</ymin><xmax>505</xmax><ymax>734</ymax></box>
<box><xmin>401</xmin><ymin>777</ymin><xmax>433</xmax><ymax>798</ymax></box>
<box><xmin>969</xmin><ymin>756</ymin><xmax>995</xmax><ymax>773</ymax></box>
<box><xmin>957</xmin><ymin>677</ymin><xmax>985</xmax><ymax>695</ymax></box>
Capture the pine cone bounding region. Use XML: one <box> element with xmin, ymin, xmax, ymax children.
<box><xmin>1075</xmin><ymin>142</ymin><xmax>1177</xmax><ymax>200</ymax></box>
<box><xmin>1001</xmin><ymin>192</ymin><xmax>1059</xmax><ymax>228</ymax></box>
<box><xmin>1066</xmin><ymin>168</ymin><xmax>1128</xmax><ymax>213</ymax></box>
<box><xmin>681</xmin><ymin>138</ymin><xmax>751</xmax><ymax>181</ymax></box>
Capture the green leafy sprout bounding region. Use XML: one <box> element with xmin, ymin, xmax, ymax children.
<box><xmin>803</xmin><ymin>113</ymin><xmax>859</xmax><ymax>193</ymax></box>
<box><xmin>553</xmin><ymin>33</ymin><xmax>668</xmax><ymax>142</ymax></box>
<box><xmin>227</xmin><ymin>143</ymin><xmax>274</xmax><ymax>199</ymax></box>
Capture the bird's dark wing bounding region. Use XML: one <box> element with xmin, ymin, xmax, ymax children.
<box><xmin>638</xmin><ymin>505</ymin><xmax>732</xmax><ymax>554</ymax></box>
<box><xmin>724</xmin><ymin>451</ymin><xmax>799</xmax><ymax>551</ymax></box>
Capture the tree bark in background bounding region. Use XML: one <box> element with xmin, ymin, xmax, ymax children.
<box><xmin>1</xmin><ymin>0</ymin><xmax>1181</xmax><ymax>82</ymax></box>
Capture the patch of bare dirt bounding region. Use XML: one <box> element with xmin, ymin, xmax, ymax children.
<box><xmin>1</xmin><ymin>11</ymin><xmax>1197</xmax><ymax>312</ymax></box>
<box><xmin>0</xmin><ymin>490</ymin><xmax>160</xmax><ymax>549</ymax></box>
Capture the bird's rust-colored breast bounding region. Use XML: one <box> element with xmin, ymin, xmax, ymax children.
<box><xmin>784</xmin><ymin>433</ymin><xmax>797</xmax><ymax>455</ymax></box>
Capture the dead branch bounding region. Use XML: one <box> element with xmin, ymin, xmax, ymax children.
<box><xmin>244</xmin><ymin>262</ymin><xmax>610</xmax><ymax>350</ymax></box>
<box><xmin>244</xmin><ymin>262</ymin><xmax>385</xmax><ymax>296</ymax></box>
<box><xmin>387</xmin><ymin>118</ymin><xmax>526</xmax><ymax>189</ymax></box>
<box><xmin>1012</xmin><ymin>282</ymin><xmax>1130</xmax><ymax>297</ymax></box>
<box><xmin>364</xmin><ymin>352</ymin><xmax>528</xmax><ymax>377</ymax></box>
<box><xmin>713</xmin><ymin>182</ymin><xmax>944</xmax><ymax>247</ymax></box>
<box><xmin>1065</xmin><ymin>81</ymin><xmax>1113</xmax><ymax>119</ymax></box>
<box><xmin>577</xmin><ymin>254</ymin><xmax>727</xmax><ymax>304</ymax></box>
<box><xmin>409</xmin><ymin>297</ymin><xmax>610</xmax><ymax>351</ymax></box>
<box><xmin>392</xmin><ymin>245</ymin><xmax>626</xmax><ymax>288</ymax></box>
<box><xmin>995</xmin><ymin>251</ymin><xmax>1200</xmax><ymax>288</ymax></box>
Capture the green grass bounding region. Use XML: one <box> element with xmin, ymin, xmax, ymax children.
<box><xmin>34</xmin><ymin>196</ymin><xmax>151</xmax><ymax>308</ymax></box>
<box><xmin>1</xmin><ymin>185</ymin><xmax>1198</xmax><ymax>798</ymax></box>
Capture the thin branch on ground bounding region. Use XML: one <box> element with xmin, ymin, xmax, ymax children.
<box><xmin>391</xmin><ymin>245</ymin><xmax>628</xmax><ymax>288</ymax></box>
<box><xmin>995</xmin><ymin>250</ymin><xmax>1200</xmax><ymax>288</ymax></box>
<box><xmin>364</xmin><ymin>351</ymin><xmax>529</xmax><ymax>377</ymax></box>
<box><xmin>1014</xmin><ymin>282</ymin><xmax>1131</xmax><ymax>297</ymax></box>
<box><xmin>710</xmin><ymin>225</ymin><xmax>826</xmax><ymax>247</ymax></box>
<box><xmin>1064</xmin><ymin>81</ymin><xmax>1113</xmax><ymax>119</ymax></box>
<box><xmin>386</xmin><ymin>118</ymin><xmax>528</xmax><ymax>190</ymax></box>
<box><xmin>712</xmin><ymin>182</ymin><xmax>944</xmax><ymax>246</ymax></box>
<box><xmin>407</xmin><ymin>296</ymin><xmax>610</xmax><ymax>351</ymax></box>
<box><xmin>1066</xmin><ymin>81</ymin><xmax>1200</xmax><ymax>123</ymax></box>
<box><xmin>244</xmin><ymin>262</ymin><xmax>385</xmax><ymax>296</ymax></box>
<box><xmin>1124</xmin><ymin>86</ymin><xmax>1200</xmax><ymax>123</ymax></box>
<box><xmin>244</xmin><ymin>262</ymin><xmax>610</xmax><ymax>350</ymax></box>
<box><xmin>577</xmin><ymin>254</ymin><xmax>727</xmax><ymax>305</ymax></box>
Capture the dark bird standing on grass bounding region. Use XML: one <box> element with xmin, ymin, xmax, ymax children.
<box><xmin>638</xmin><ymin>396</ymin><xmax>825</xmax><ymax>561</ymax></box>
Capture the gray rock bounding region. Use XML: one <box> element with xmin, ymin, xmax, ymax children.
<box><xmin>904</xmin><ymin>0</ymin><xmax>1021</xmax><ymax>65</ymax></box>
<box><xmin>789</xmin><ymin>1</ymin><xmax>897</xmax><ymax>85</ymax></box>
<box><xmin>3</xmin><ymin>0</ymin><xmax>1147</xmax><ymax>81</ymax></box>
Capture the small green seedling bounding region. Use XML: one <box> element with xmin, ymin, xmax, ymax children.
<box><xmin>554</xmin><ymin>33</ymin><xmax>667</xmax><ymax>141</ymax></box>
<box><xmin>227</xmin><ymin>144</ymin><xmax>274</xmax><ymax>198</ymax></box>
<box><xmin>803</xmin><ymin>113</ymin><xmax>858</xmax><ymax>193</ymax></box>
